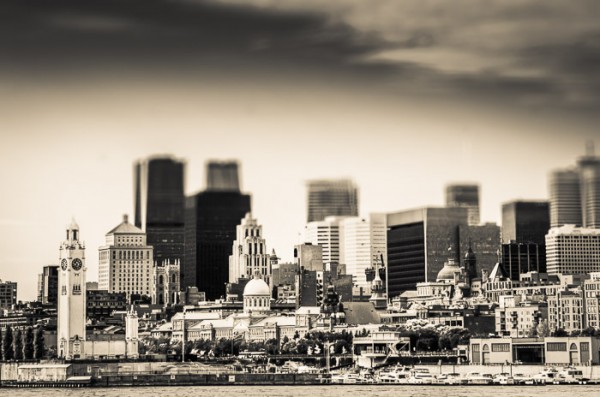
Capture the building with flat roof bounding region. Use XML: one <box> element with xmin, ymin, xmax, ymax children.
<box><xmin>306</xmin><ymin>179</ymin><xmax>358</xmax><ymax>223</ymax></box>
<box><xmin>445</xmin><ymin>183</ymin><xmax>480</xmax><ymax>226</ymax></box>
<box><xmin>386</xmin><ymin>207</ymin><xmax>472</xmax><ymax>298</ymax></box>
<box><xmin>545</xmin><ymin>225</ymin><xmax>600</xmax><ymax>275</ymax></box>
<box><xmin>38</xmin><ymin>265</ymin><xmax>58</xmax><ymax>305</ymax></box>
<box><xmin>0</xmin><ymin>279</ymin><xmax>17</xmax><ymax>309</ymax></box>
<box><xmin>134</xmin><ymin>156</ymin><xmax>185</xmax><ymax>265</ymax></box>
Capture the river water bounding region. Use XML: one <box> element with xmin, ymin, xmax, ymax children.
<box><xmin>4</xmin><ymin>385</ymin><xmax>599</xmax><ymax>397</ymax></box>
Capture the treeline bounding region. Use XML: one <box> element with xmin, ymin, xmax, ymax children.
<box><xmin>0</xmin><ymin>326</ymin><xmax>45</xmax><ymax>361</ymax></box>
<box><xmin>141</xmin><ymin>330</ymin><xmax>354</xmax><ymax>357</ymax></box>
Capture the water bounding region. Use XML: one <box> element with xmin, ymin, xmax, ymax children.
<box><xmin>3</xmin><ymin>385</ymin><xmax>599</xmax><ymax>397</ymax></box>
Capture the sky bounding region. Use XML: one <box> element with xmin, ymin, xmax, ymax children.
<box><xmin>1</xmin><ymin>0</ymin><xmax>599</xmax><ymax>301</ymax></box>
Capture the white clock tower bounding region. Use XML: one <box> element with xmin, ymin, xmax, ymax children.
<box><xmin>57</xmin><ymin>219</ymin><xmax>87</xmax><ymax>359</ymax></box>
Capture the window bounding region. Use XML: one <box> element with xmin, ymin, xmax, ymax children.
<box><xmin>547</xmin><ymin>342</ymin><xmax>567</xmax><ymax>351</ymax></box>
<box><xmin>492</xmin><ymin>343</ymin><xmax>510</xmax><ymax>352</ymax></box>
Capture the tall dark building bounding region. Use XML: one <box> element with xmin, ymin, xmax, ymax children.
<box><xmin>37</xmin><ymin>265</ymin><xmax>59</xmax><ymax>305</ymax></box>
<box><xmin>445</xmin><ymin>183</ymin><xmax>480</xmax><ymax>226</ymax></box>
<box><xmin>134</xmin><ymin>156</ymin><xmax>185</xmax><ymax>265</ymax></box>
<box><xmin>206</xmin><ymin>161</ymin><xmax>241</xmax><ymax>192</ymax></box>
<box><xmin>386</xmin><ymin>207</ymin><xmax>468</xmax><ymax>298</ymax></box>
<box><xmin>183</xmin><ymin>161</ymin><xmax>251</xmax><ymax>300</ymax></box>
<box><xmin>306</xmin><ymin>179</ymin><xmax>358</xmax><ymax>222</ymax></box>
<box><xmin>502</xmin><ymin>201</ymin><xmax>550</xmax><ymax>245</ymax></box>
<box><xmin>501</xmin><ymin>200</ymin><xmax>550</xmax><ymax>280</ymax></box>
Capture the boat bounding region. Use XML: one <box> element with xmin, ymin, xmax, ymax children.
<box><xmin>464</xmin><ymin>372</ymin><xmax>493</xmax><ymax>385</ymax></box>
<box><xmin>440</xmin><ymin>372</ymin><xmax>465</xmax><ymax>385</ymax></box>
<box><xmin>512</xmin><ymin>373</ymin><xmax>535</xmax><ymax>385</ymax></box>
<box><xmin>376</xmin><ymin>366</ymin><xmax>411</xmax><ymax>384</ymax></box>
<box><xmin>408</xmin><ymin>368</ymin><xmax>435</xmax><ymax>384</ymax></box>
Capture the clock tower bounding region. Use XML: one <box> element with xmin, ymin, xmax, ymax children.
<box><xmin>57</xmin><ymin>219</ymin><xmax>87</xmax><ymax>359</ymax></box>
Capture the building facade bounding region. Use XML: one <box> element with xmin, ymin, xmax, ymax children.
<box><xmin>134</xmin><ymin>156</ymin><xmax>185</xmax><ymax>265</ymax></box>
<box><xmin>549</xmin><ymin>169</ymin><xmax>582</xmax><ymax>228</ymax></box>
<box><xmin>0</xmin><ymin>279</ymin><xmax>17</xmax><ymax>309</ymax></box>
<box><xmin>339</xmin><ymin>213</ymin><xmax>387</xmax><ymax>296</ymax></box>
<box><xmin>184</xmin><ymin>190</ymin><xmax>251</xmax><ymax>300</ymax></box>
<box><xmin>37</xmin><ymin>265</ymin><xmax>58</xmax><ymax>305</ymax></box>
<box><xmin>153</xmin><ymin>259</ymin><xmax>181</xmax><ymax>306</ymax></box>
<box><xmin>305</xmin><ymin>216</ymin><xmax>348</xmax><ymax>269</ymax></box>
<box><xmin>445</xmin><ymin>183</ymin><xmax>480</xmax><ymax>226</ymax></box>
<box><xmin>229</xmin><ymin>213</ymin><xmax>271</xmax><ymax>284</ymax></box>
<box><xmin>98</xmin><ymin>215</ymin><xmax>154</xmax><ymax>302</ymax></box>
<box><xmin>386</xmin><ymin>207</ymin><xmax>469</xmax><ymax>298</ymax></box>
<box><xmin>306</xmin><ymin>179</ymin><xmax>358</xmax><ymax>223</ymax></box>
<box><xmin>545</xmin><ymin>225</ymin><xmax>600</xmax><ymax>275</ymax></box>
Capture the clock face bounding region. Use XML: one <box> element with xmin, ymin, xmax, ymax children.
<box><xmin>72</xmin><ymin>258</ymin><xmax>83</xmax><ymax>271</ymax></box>
<box><xmin>61</xmin><ymin>259</ymin><xmax>68</xmax><ymax>271</ymax></box>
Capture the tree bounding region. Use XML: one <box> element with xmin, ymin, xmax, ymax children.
<box><xmin>439</xmin><ymin>328</ymin><xmax>470</xmax><ymax>350</ymax></box>
<box><xmin>580</xmin><ymin>327</ymin><xmax>599</xmax><ymax>337</ymax></box>
<box><xmin>553</xmin><ymin>328</ymin><xmax>568</xmax><ymax>337</ymax></box>
<box><xmin>536</xmin><ymin>320</ymin><xmax>551</xmax><ymax>337</ymax></box>
<box><xmin>13</xmin><ymin>329</ymin><xmax>23</xmax><ymax>361</ymax></box>
<box><xmin>34</xmin><ymin>326</ymin><xmax>45</xmax><ymax>359</ymax></box>
<box><xmin>415</xmin><ymin>328</ymin><xmax>439</xmax><ymax>351</ymax></box>
<box><xmin>3</xmin><ymin>327</ymin><xmax>14</xmax><ymax>361</ymax></box>
<box><xmin>23</xmin><ymin>327</ymin><xmax>34</xmax><ymax>360</ymax></box>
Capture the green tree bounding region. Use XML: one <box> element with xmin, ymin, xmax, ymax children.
<box><xmin>34</xmin><ymin>327</ymin><xmax>45</xmax><ymax>359</ymax></box>
<box><xmin>13</xmin><ymin>329</ymin><xmax>23</xmax><ymax>360</ymax></box>
<box><xmin>3</xmin><ymin>327</ymin><xmax>14</xmax><ymax>361</ymax></box>
<box><xmin>23</xmin><ymin>327</ymin><xmax>34</xmax><ymax>359</ymax></box>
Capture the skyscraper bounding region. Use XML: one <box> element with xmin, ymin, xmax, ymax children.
<box><xmin>546</xmin><ymin>225</ymin><xmax>600</xmax><ymax>274</ymax></box>
<box><xmin>386</xmin><ymin>207</ymin><xmax>469</xmax><ymax>298</ymax></box>
<box><xmin>134</xmin><ymin>156</ymin><xmax>185</xmax><ymax>265</ymax></box>
<box><xmin>549</xmin><ymin>144</ymin><xmax>600</xmax><ymax>229</ymax></box>
<box><xmin>306</xmin><ymin>179</ymin><xmax>358</xmax><ymax>223</ymax></box>
<box><xmin>501</xmin><ymin>200</ymin><xmax>549</xmax><ymax>280</ymax></box>
<box><xmin>206</xmin><ymin>161</ymin><xmax>241</xmax><ymax>192</ymax></box>
<box><xmin>339</xmin><ymin>213</ymin><xmax>387</xmax><ymax>295</ymax></box>
<box><xmin>578</xmin><ymin>153</ymin><xmax>600</xmax><ymax>228</ymax></box>
<box><xmin>183</xmin><ymin>161</ymin><xmax>251</xmax><ymax>300</ymax></box>
<box><xmin>304</xmin><ymin>216</ymin><xmax>347</xmax><ymax>267</ymax></box>
<box><xmin>445</xmin><ymin>183</ymin><xmax>480</xmax><ymax>226</ymax></box>
<box><xmin>549</xmin><ymin>169</ymin><xmax>582</xmax><ymax>227</ymax></box>
<box><xmin>229</xmin><ymin>213</ymin><xmax>272</xmax><ymax>285</ymax></box>
<box><xmin>502</xmin><ymin>201</ymin><xmax>550</xmax><ymax>245</ymax></box>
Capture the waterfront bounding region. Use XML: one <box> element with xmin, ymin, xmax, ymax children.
<box><xmin>3</xmin><ymin>385</ymin><xmax>600</xmax><ymax>397</ymax></box>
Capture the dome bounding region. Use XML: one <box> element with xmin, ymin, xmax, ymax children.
<box><xmin>436</xmin><ymin>258</ymin><xmax>461</xmax><ymax>281</ymax></box>
<box><xmin>243</xmin><ymin>277</ymin><xmax>270</xmax><ymax>296</ymax></box>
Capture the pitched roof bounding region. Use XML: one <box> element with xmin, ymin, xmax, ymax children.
<box><xmin>489</xmin><ymin>262</ymin><xmax>509</xmax><ymax>280</ymax></box>
<box><xmin>106</xmin><ymin>220</ymin><xmax>144</xmax><ymax>235</ymax></box>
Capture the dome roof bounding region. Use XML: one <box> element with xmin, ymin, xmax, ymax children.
<box><xmin>436</xmin><ymin>258</ymin><xmax>461</xmax><ymax>281</ymax></box>
<box><xmin>243</xmin><ymin>277</ymin><xmax>270</xmax><ymax>296</ymax></box>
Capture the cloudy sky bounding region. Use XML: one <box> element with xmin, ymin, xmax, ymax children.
<box><xmin>1</xmin><ymin>0</ymin><xmax>599</xmax><ymax>300</ymax></box>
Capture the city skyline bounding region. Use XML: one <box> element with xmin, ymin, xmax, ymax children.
<box><xmin>2</xmin><ymin>0</ymin><xmax>600</xmax><ymax>301</ymax></box>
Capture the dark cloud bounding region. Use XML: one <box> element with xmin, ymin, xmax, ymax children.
<box><xmin>2</xmin><ymin>0</ymin><xmax>600</xmax><ymax>115</ymax></box>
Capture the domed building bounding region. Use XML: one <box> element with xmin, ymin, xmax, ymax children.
<box><xmin>243</xmin><ymin>274</ymin><xmax>271</xmax><ymax>314</ymax></box>
<box><xmin>436</xmin><ymin>258</ymin><xmax>462</xmax><ymax>282</ymax></box>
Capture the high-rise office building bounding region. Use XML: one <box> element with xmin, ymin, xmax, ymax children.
<box><xmin>549</xmin><ymin>169</ymin><xmax>582</xmax><ymax>227</ymax></box>
<box><xmin>37</xmin><ymin>265</ymin><xmax>59</xmax><ymax>305</ymax></box>
<box><xmin>293</xmin><ymin>243</ymin><xmax>324</xmax><ymax>272</ymax></box>
<box><xmin>183</xmin><ymin>161</ymin><xmax>251</xmax><ymax>300</ymax></box>
<box><xmin>501</xmin><ymin>200</ymin><xmax>549</xmax><ymax>280</ymax></box>
<box><xmin>206</xmin><ymin>161</ymin><xmax>241</xmax><ymax>192</ymax></box>
<box><xmin>546</xmin><ymin>225</ymin><xmax>600</xmax><ymax>275</ymax></box>
<box><xmin>306</xmin><ymin>179</ymin><xmax>358</xmax><ymax>223</ymax></box>
<box><xmin>304</xmin><ymin>216</ymin><xmax>348</xmax><ymax>267</ymax></box>
<box><xmin>445</xmin><ymin>183</ymin><xmax>480</xmax><ymax>226</ymax></box>
<box><xmin>502</xmin><ymin>201</ymin><xmax>550</xmax><ymax>245</ymax></box>
<box><xmin>339</xmin><ymin>213</ymin><xmax>387</xmax><ymax>295</ymax></box>
<box><xmin>98</xmin><ymin>215</ymin><xmax>154</xmax><ymax>302</ymax></box>
<box><xmin>578</xmin><ymin>153</ymin><xmax>600</xmax><ymax>228</ymax></box>
<box><xmin>229</xmin><ymin>213</ymin><xmax>272</xmax><ymax>285</ymax></box>
<box><xmin>134</xmin><ymin>156</ymin><xmax>185</xmax><ymax>265</ymax></box>
<box><xmin>386</xmin><ymin>207</ymin><xmax>468</xmax><ymax>298</ymax></box>
<box><xmin>549</xmin><ymin>144</ymin><xmax>600</xmax><ymax>229</ymax></box>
